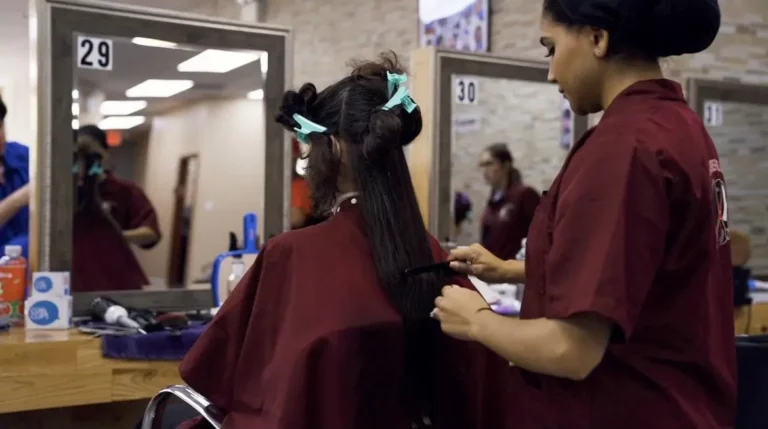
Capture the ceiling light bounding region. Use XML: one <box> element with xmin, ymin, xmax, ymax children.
<box><xmin>72</xmin><ymin>89</ymin><xmax>79</xmax><ymax>100</ymax></box>
<box><xmin>72</xmin><ymin>103</ymin><xmax>80</xmax><ymax>116</ymax></box>
<box><xmin>125</xmin><ymin>79</ymin><xmax>194</xmax><ymax>98</ymax></box>
<box><xmin>131</xmin><ymin>37</ymin><xmax>178</xmax><ymax>49</ymax></box>
<box><xmin>100</xmin><ymin>100</ymin><xmax>148</xmax><ymax>116</ymax></box>
<box><xmin>99</xmin><ymin>116</ymin><xmax>146</xmax><ymax>130</ymax></box>
<box><xmin>260</xmin><ymin>52</ymin><xmax>268</xmax><ymax>75</ymax></box>
<box><xmin>72</xmin><ymin>119</ymin><xmax>80</xmax><ymax>130</ymax></box>
<box><xmin>246</xmin><ymin>89</ymin><xmax>264</xmax><ymax>100</ymax></box>
<box><xmin>177</xmin><ymin>49</ymin><xmax>262</xmax><ymax>73</ymax></box>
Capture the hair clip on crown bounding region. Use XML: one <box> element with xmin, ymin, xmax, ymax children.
<box><xmin>383</xmin><ymin>72</ymin><xmax>418</xmax><ymax>113</ymax></box>
<box><xmin>293</xmin><ymin>113</ymin><xmax>328</xmax><ymax>145</ymax></box>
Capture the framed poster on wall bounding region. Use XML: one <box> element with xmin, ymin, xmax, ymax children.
<box><xmin>419</xmin><ymin>0</ymin><xmax>490</xmax><ymax>53</ymax></box>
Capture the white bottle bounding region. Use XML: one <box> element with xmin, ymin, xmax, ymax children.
<box><xmin>226</xmin><ymin>256</ymin><xmax>245</xmax><ymax>296</ymax></box>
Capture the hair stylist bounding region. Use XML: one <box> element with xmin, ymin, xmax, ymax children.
<box><xmin>433</xmin><ymin>1</ymin><xmax>737</xmax><ymax>428</ymax></box>
<box><xmin>479</xmin><ymin>143</ymin><xmax>539</xmax><ymax>259</ymax></box>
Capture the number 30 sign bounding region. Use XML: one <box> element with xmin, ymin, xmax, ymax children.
<box><xmin>78</xmin><ymin>36</ymin><xmax>113</xmax><ymax>71</ymax></box>
<box><xmin>454</xmin><ymin>76</ymin><xmax>478</xmax><ymax>105</ymax></box>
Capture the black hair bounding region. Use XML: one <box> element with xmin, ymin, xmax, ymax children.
<box><xmin>454</xmin><ymin>192</ymin><xmax>472</xmax><ymax>227</ymax></box>
<box><xmin>485</xmin><ymin>143</ymin><xmax>522</xmax><ymax>186</ymax></box>
<box><xmin>276</xmin><ymin>52</ymin><xmax>440</xmax><ymax>422</ymax></box>
<box><xmin>543</xmin><ymin>0</ymin><xmax>721</xmax><ymax>59</ymax></box>
<box><xmin>0</xmin><ymin>97</ymin><xmax>7</xmax><ymax>122</ymax></box>
<box><xmin>77</xmin><ymin>124</ymin><xmax>108</xmax><ymax>150</ymax></box>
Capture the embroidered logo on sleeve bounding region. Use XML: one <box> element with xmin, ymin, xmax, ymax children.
<box><xmin>709</xmin><ymin>160</ymin><xmax>729</xmax><ymax>246</ymax></box>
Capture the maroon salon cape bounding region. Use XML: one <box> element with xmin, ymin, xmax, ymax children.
<box><xmin>179</xmin><ymin>202</ymin><xmax>520</xmax><ymax>429</ymax></box>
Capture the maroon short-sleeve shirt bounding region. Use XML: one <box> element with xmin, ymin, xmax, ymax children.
<box><xmin>520</xmin><ymin>80</ymin><xmax>737</xmax><ymax>429</ymax></box>
<box><xmin>481</xmin><ymin>184</ymin><xmax>540</xmax><ymax>260</ymax></box>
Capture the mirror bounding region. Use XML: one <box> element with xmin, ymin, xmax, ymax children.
<box><xmin>36</xmin><ymin>1</ymin><xmax>291</xmax><ymax>306</ymax></box>
<box><xmin>450</xmin><ymin>76</ymin><xmax>570</xmax><ymax>253</ymax></box>
<box><xmin>704</xmin><ymin>99</ymin><xmax>768</xmax><ymax>278</ymax></box>
<box><xmin>71</xmin><ymin>34</ymin><xmax>266</xmax><ymax>292</ymax></box>
<box><xmin>687</xmin><ymin>79</ymin><xmax>768</xmax><ymax>281</ymax></box>
<box><xmin>406</xmin><ymin>48</ymin><xmax>588</xmax><ymax>245</ymax></box>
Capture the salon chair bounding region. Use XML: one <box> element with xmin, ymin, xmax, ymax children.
<box><xmin>140</xmin><ymin>385</ymin><xmax>223</xmax><ymax>429</ymax></box>
<box><xmin>735</xmin><ymin>335</ymin><xmax>768</xmax><ymax>429</ymax></box>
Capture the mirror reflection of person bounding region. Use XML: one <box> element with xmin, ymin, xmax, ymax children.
<box><xmin>290</xmin><ymin>138</ymin><xmax>313</xmax><ymax>229</ymax></box>
<box><xmin>435</xmin><ymin>1</ymin><xmax>736</xmax><ymax>428</ymax></box>
<box><xmin>453</xmin><ymin>191</ymin><xmax>472</xmax><ymax>237</ymax></box>
<box><xmin>179</xmin><ymin>53</ymin><xmax>513</xmax><ymax>429</ymax></box>
<box><xmin>72</xmin><ymin>125</ymin><xmax>161</xmax><ymax>292</ymax></box>
<box><xmin>0</xmin><ymin>98</ymin><xmax>30</xmax><ymax>258</ymax></box>
<box><xmin>479</xmin><ymin>144</ymin><xmax>540</xmax><ymax>260</ymax></box>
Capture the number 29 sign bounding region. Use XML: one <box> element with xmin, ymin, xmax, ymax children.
<box><xmin>77</xmin><ymin>35</ymin><xmax>113</xmax><ymax>71</ymax></box>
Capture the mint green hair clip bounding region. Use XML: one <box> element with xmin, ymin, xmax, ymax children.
<box><xmin>386</xmin><ymin>71</ymin><xmax>408</xmax><ymax>97</ymax></box>
<box><xmin>293</xmin><ymin>113</ymin><xmax>328</xmax><ymax>144</ymax></box>
<box><xmin>382</xmin><ymin>86</ymin><xmax>418</xmax><ymax>113</ymax></box>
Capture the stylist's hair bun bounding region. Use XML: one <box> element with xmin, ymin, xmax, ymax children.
<box><xmin>547</xmin><ymin>0</ymin><xmax>721</xmax><ymax>58</ymax></box>
<box><xmin>638</xmin><ymin>0</ymin><xmax>721</xmax><ymax>57</ymax></box>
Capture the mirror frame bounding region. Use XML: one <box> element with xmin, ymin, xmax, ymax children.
<box><xmin>409</xmin><ymin>47</ymin><xmax>589</xmax><ymax>241</ymax></box>
<box><xmin>686</xmin><ymin>78</ymin><xmax>768</xmax><ymax>281</ymax></box>
<box><xmin>32</xmin><ymin>0</ymin><xmax>292</xmax><ymax>310</ymax></box>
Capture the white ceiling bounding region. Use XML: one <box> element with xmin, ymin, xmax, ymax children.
<box><xmin>76</xmin><ymin>37</ymin><xmax>265</xmax><ymax>117</ymax></box>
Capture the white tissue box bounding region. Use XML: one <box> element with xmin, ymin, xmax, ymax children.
<box><xmin>31</xmin><ymin>272</ymin><xmax>70</xmax><ymax>297</ymax></box>
<box><xmin>24</xmin><ymin>295</ymin><xmax>73</xmax><ymax>330</ymax></box>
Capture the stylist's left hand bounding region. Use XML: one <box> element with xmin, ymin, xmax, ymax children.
<box><xmin>434</xmin><ymin>285</ymin><xmax>490</xmax><ymax>341</ymax></box>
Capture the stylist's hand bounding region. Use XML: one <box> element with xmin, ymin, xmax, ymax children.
<box><xmin>449</xmin><ymin>243</ymin><xmax>508</xmax><ymax>283</ymax></box>
<box><xmin>434</xmin><ymin>285</ymin><xmax>490</xmax><ymax>341</ymax></box>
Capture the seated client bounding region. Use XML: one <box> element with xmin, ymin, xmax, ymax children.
<box><xmin>179</xmin><ymin>53</ymin><xmax>515</xmax><ymax>429</ymax></box>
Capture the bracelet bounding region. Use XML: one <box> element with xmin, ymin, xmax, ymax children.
<box><xmin>475</xmin><ymin>307</ymin><xmax>494</xmax><ymax>314</ymax></box>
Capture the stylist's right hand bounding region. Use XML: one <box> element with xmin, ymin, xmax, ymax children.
<box><xmin>449</xmin><ymin>243</ymin><xmax>508</xmax><ymax>284</ymax></box>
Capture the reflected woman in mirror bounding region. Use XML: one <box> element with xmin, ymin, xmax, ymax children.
<box><xmin>478</xmin><ymin>143</ymin><xmax>540</xmax><ymax>260</ymax></box>
<box><xmin>72</xmin><ymin>125</ymin><xmax>161</xmax><ymax>292</ymax></box>
<box><xmin>179</xmin><ymin>52</ymin><xmax>514</xmax><ymax>429</ymax></box>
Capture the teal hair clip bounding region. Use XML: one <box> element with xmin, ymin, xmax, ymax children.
<box><xmin>293</xmin><ymin>113</ymin><xmax>328</xmax><ymax>144</ymax></box>
<box><xmin>88</xmin><ymin>163</ymin><xmax>104</xmax><ymax>176</ymax></box>
<box><xmin>386</xmin><ymin>71</ymin><xmax>408</xmax><ymax>97</ymax></box>
<box><xmin>73</xmin><ymin>162</ymin><xmax>104</xmax><ymax>176</ymax></box>
<box><xmin>382</xmin><ymin>86</ymin><xmax>418</xmax><ymax>113</ymax></box>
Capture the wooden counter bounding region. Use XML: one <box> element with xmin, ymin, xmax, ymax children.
<box><xmin>735</xmin><ymin>302</ymin><xmax>768</xmax><ymax>335</ymax></box>
<box><xmin>0</xmin><ymin>328</ymin><xmax>183</xmax><ymax>428</ymax></box>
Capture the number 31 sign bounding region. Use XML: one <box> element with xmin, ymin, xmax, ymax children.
<box><xmin>78</xmin><ymin>36</ymin><xmax>113</xmax><ymax>71</ymax></box>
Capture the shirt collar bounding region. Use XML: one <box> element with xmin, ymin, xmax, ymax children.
<box><xmin>602</xmin><ymin>79</ymin><xmax>686</xmax><ymax>120</ymax></box>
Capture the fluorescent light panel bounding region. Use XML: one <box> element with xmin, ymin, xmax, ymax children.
<box><xmin>72</xmin><ymin>103</ymin><xmax>80</xmax><ymax>116</ymax></box>
<box><xmin>99</xmin><ymin>116</ymin><xmax>146</xmax><ymax>130</ymax></box>
<box><xmin>246</xmin><ymin>89</ymin><xmax>264</xmax><ymax>100</ymax></box>
<box><xmin>131</xmin><ymin>37</ymin><xmax>178</xmax><ymax>48</ymax></box>
<box><xmin>72</xmin><ymin>89</ymin><xmax>79</xmax><ymax>100</ymax></box>
<box><xmin>125</xmin><ymin>79</ymin><xmax>194</xmax><ymax>98</ymax></box>
<box><xmin>177</xmin><ymin>49</ymin><xmax>262</xmax><ymax>73</ymax></box>
<box><xmin>100</xmin><ymin>100</ymin><xmax>148</xmax><ymax>116</ymax></box>
<box><xmin>72</xmin><ymin>119</ymin><xmax>80</xmax><ymax>130</ymax></box>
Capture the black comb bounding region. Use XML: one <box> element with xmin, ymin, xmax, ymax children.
<box><xmin>403</xmin><ymin>261</ymin><xmax>457</xmax><ymax>277</ymax></box>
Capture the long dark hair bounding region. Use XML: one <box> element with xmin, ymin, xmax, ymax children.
<box><xmin>485</xmin><ymin>142</ymin><xmax>521</xmax><ymax>187</ymax></box>
<box><xmin>275</xmin><ymin>52</ymin><xmax>441</xmax><ymax>421</ymax></box>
